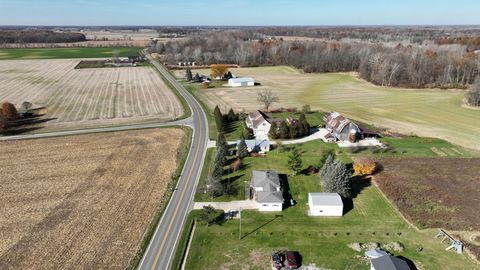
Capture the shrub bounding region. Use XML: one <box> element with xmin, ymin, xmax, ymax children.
<box><xmin>353</xmin><ymin>157</ymin><xmax>377</xmax><ymax>175</ymax></box>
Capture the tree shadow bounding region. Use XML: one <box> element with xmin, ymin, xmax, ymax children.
<box><xmin>2</xmin><ymin>116</ymin><xmax>57</xmax><ymax>136</ymax></box>
<box><xmin>342</xmin><ymin>174</ymin><xmax>372</xmax><ymax>215</ymax></box>
<box><xmin>294</xmin><ymin>251</ymin><xmax>303</xmax><ymax>268</ymax></box>
<box><xmin>224</xmin><ymin>121</ymin><xmax>240</xmax><ymax>134</ymax></box>
<box><xmin>280</xmin><ymin>174</ymin><xmax>293</xmax><ymax>210</ymax></box>
<box><xmin>242</xmin><ymin>214</ymin><xmax>282</xmax><ymax>239</ymax></box>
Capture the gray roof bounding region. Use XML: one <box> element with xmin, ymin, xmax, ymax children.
<box><xmin>239</xmin><ymin>138</ymin><xmax>270</xmax><ymax>149</ymax></box>
<box><xmin>251</xmin><ymin>170</ymin><xmax>283</xmax><ymax>203</ymax></box>
<box><xmin>309</xmin><ymin>193</ymin><xmax>343</xmax><ymax>206</ymax></box>
<box><xmin>371</xmin><ymin>255</ymin><xmax>410</xmax><ymax>270</ymax></box>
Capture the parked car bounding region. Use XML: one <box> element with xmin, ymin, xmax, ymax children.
<box><xmin>285</xmin><ymin>251</ymin><xmax>298</xmax><ymax>269</ymax></box>
<box><xmin>271</xmin><ymin>251</ymin><xmax>284</xmax><ymax>269</ymax></box>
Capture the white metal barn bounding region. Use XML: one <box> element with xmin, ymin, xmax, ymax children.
<box><xmin>308</xmin><ymin>193</ymin><xmax>344</xmax><ymax>216</ymax></box>
<box><xmin>228</xmin><ymin>77</ymin><xmax>255</xmax><ymax>87</ymax></box>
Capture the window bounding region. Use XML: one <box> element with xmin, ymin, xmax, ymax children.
<box><xmin>319</xmin><ymin>210</ymin><xmax>323</xmax><ymax>212</ymax></box>
<box><xmin>262</xmin><ymin>204</ymin><xmax>268</xmax><ymax>207</ymax></box>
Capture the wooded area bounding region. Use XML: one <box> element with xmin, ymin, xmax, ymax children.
<box><xmin>153</xmin><ymin>30</ymin><xmax>480</xmax><ymax>88</ymax></box>
<box><xmin>0</xmin><ymin>30</ymin><xmax>86</xmax><ymax>44</ymax></box>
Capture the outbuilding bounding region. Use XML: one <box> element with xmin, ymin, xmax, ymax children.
<box><xmin>228</xmin><ymin>77</ymin><xmax>255</xmax><ymax>87</ymax></box>
<box><xmin>308</xmin><ymin>193</ymin><xmax>343</xmax><ymax>216</ymax></box>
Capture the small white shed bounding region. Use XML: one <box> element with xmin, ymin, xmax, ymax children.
<box><xmin>308</xmin><ymin>193</ymin><xmax>343</xmax><ymax>216</ymax></box>
<box><xmin>228</xmin><ymin>77</ymin><xmax>255</xmax><ymax>87</ymax></box>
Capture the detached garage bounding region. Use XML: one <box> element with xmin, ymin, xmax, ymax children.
<box><xmin>228</xmin><ymin>77</ymin><xmax>255</xmax><ymax>87</ymax></box>
<box><xmin>308</xmin><ymin>193</ymin><xmax>343</xmax><ymax>216</ymax></box>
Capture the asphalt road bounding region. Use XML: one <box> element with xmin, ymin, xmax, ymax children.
<box><xmin>137</xmin><ymin>56</ymin><xmax>208</xmax><ymax>269</ymax></box>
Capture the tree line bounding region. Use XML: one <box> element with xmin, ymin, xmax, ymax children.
<box><xmin>0</xmin><ymin>30</ymin><xmax>86</xmax><ymax>44</ymax></box>
<box><xmin>153</xmin><ymin>31</ymin><xmax>480</xmax><ymax>89</ymax></box>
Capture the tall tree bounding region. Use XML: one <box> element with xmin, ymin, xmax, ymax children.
<box><xmin>257</xmin><ymin>90</ymin><xmax>279</xmax><ymax>111</ymax></box>
<box><xmin>227</xmin><ymin>108</ymin><xmax>237</xmax><ymax>122</ymax></box>
<box><xmin>185</xmin><ymin>68</ymin><xmax>193</xmax><ymax>81</ymax></box>
<box><xmin>213</xmin><ymin>105</ymin><xmax>224</xmax><ymax>133</ymax></box>
<box><xmin>299</xmin><ymin>113</ymin><xmax>310</xmax><ymax>136</ymax></box>
<box><xmin>237</xmin><ymin>139</ymin><xmax>249</xmax><ymax>159</ymax></box>
<box><xmin>211</xmin><ymin>64</ymin><xmax>228</xmax><ymax>79</ymax></box>
<box><xmin>321</xmin><ymin>159</ymin><xmax>352</xmax><ymax>198</ymax></box>
<box><xmin>269</xmin><ymin>121</ymin><xmax>279</xmax><ymax>139</ymax></box>
<box><xmin>466</xmin><ymin>76</ymin><xmax>480</xmax><ymax>106</ymax></box>
<box><xmin>0</xmin><ymin>102</ymin><xmax>18</xmax><ymax>120</ymax></box>
<box><xmin>217</xmin><ymin>132</ymin><xmax>228</xmax><ymax>152</ymax></box>
<box><xmin>279</xmin><ymin>121</ymin><xmax>289</xmax><ymax>139</ymax></box>
<box><xmin>287</xmin><ymin>148</ymin><xmax>303</xmax><ymax>176</ymax></box>
<box><xmin>320</xmin><ymin>154</ymin><xmax>335</xmax><ymax>179</ymax></box>
<box><xmin>207</xmin><ymin>174</ymin><xmax>223</xmax><ymax>198</ymax></box>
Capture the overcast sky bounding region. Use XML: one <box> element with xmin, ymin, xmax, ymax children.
<box><xmin>0</xmin><ymin>0</ymin><xmax>479</xmax><ymax>26</ymax></box>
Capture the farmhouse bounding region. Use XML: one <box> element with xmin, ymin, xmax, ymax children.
<box><xmin>245</xmin><ymin>110</ymin><xmax>281</xmax><ymax>136</ymax></box>
<box><xmin>370</xmin><ymin>254</ymin><xmax>411</xmax><ymax>270</ymax></box>
<box><xmin>308</xmin><ymin>193</ymin><xmax>344</xmax><ymax>216</ymax></box>
<box><xmin>237</xmin><ymin>137</ymin><xmax>270</xmax><ymax>153</ymax></box>
<box><xmin>324</xmin><ymin>112</ymin><xmax>361</xmax><ymax>142</ymax></box>
<box><xmin>228</xmin><ymin>77</ymin><xmax>255</xmax><ymax>87</ymax></box>
<box><xmin>250</xmin><ymin>170</ymin><xmax>284</xmax><ymax>212</ymax></box>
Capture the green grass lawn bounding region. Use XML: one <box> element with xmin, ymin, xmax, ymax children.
<box><xmin>189</xmin><ymin>66</ymin><xmax>480</xmax><ymax>151</ymax></box>
<box><xmin>187</xmin><ymin>137</ymin><xmax>480</xmax><ymax>269</ymax></box>
<box><xmin>0</xmin><ymin>47</ymin><xmax>143</xmax><ymax>59</ymax></box>
<box><xmin>378</xmin><ymin>137</ymin><xmax>480</xmax><ymax>157</ymax></box>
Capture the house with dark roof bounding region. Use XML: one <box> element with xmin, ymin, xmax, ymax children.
<box><xmin>245</xmin><ymin>110</ymin><xmax>282</xmax><ymax>137</ymax></box>
<box><xmin>250</xmin><ymin>170</ymin><xmax>284</xmax><ymax>212</ymax></box>
<box><xmin>370</xmin><ymin>254</ymin><xmax>411</xmax><ymax>270</ymax></box>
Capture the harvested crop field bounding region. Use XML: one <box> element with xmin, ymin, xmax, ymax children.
<box><xmin>0</xmin><ymin>59</ymin><xmax>183</xmax><ymax>131</ymax></box>
<box><xmin>375</xmin><ymin>157</ymin><xmax>480</xmax><ymax>231</ymax></box>
<box><xmin>0</xmin><ymin>128</ymin><xmax>184</xmax><ymax>269</ymax></box>
<box><xmin>177</xmin><ymin>66</ymin><xmax>480</xmax><ymax>150</ymax></box>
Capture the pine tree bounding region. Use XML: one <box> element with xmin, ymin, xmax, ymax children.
<box><xmin>213</xmin><ymin>105</ymin><xmax>224</xmax><ymax>133</ymax></box>
<box><xmin>288</xmin><ymin>124</ymin><xmax>296</xmax><ymax>139</ymax></box>
<box><xmin>217</xmin><ymin>133</ymin><xmax>228</xmax><ymax>152</ymax></box>
<box><xmin>227</xmin><ymin>108</ymin><xmax>237</xmax><ymax>122</ymax></box>
<box><xmin>269</xmin><ymin>121</ymin><xmax>279</xmax><ymax>139</ymax></box>
<box><xmin>186</xmin><ymin>68</ymin><xmax>193</xmax><ymax>81</ymax></box>
<box><xmin>207</xmin><ymin>174</ymin><xmax>223</xmax><ymax>198</ymax></box>
<box><xmin>279</xmin><ymin>121</ymin><xmax>289</xmax><ymax>139</ymax></box>
<box><xmin>320</xmin><ymin>154</ymin><xmax>335</xmax><ymax>179</ymax></box>
<box><xmin>193</xmin><ymin>73</ymin><xmax>201</xmax><ymax>82</ymax></box>
<box><xmin>287</xmin><ymin>148</ymin><xmax>303</xmax><ymax>175</ymax></box>
<box><xmin>237</xmin><ymin>139</ymin><xmax>249</xmax><ymax>158</ymax></box>
<box><xmin>322</xmin><ymin>160</ymin><xmax>352</xmax><ymax>198</ymax></box>
<box><xmin>299</xmin><ymin>113</ymin><xmax>310</xmax><ymax>136</ymax></box>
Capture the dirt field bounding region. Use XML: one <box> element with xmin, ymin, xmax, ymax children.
<box><xmin>0</xmin><ymin>59</ymin><xmax>183</xmax><ymax>130</ymax></box>
<box><xmin>177</xmin><ymin>66</ymin><xmax>480</xmax><ymax>150</ymax></box>
<box><xmin>0</xmin><ymin>128</ymin><xmax>184</xmax><ymax>269</ymax></box>
<box><xmin>375</xmin><ymin>157</ymin><xmax>480</xmax><ymax>230</ymax></box>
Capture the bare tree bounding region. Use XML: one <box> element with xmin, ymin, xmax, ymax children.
<box><xmin>466</xmin><ymin>76</ymin><xmax>480</xmax><ymax>106</ymax></box>
<box><xmin>257</xmin><ymin>90</ymin><xmax>279</xmax><ymax>111</ymax></box>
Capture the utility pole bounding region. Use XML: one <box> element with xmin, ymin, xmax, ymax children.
<box><xmin>239</xmin><ymin>207</ymin><xmax>242</xmax><ymax>240</ymax></box>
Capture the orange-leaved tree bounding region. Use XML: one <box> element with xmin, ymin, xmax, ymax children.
<box><xmin>0</xmin><ymin>102</ymin><xmax>18</xmax><ymax>120</ymax></box>
<box><xmin>353</xmin><ymin>157</ymin><xmax>377</xmax><ymax>175</ymax></box>
<box><xmin>210</xmin><ymin>64</ymin><xmax>228</xmax><ymax>79</ymax></box>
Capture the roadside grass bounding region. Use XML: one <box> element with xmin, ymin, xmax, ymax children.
<box><xmin>190</xmin><ymin>66</ymin><xmax>480</xmax><ymax>151</ymax></box>
<box><xmin>0</xmin><ymin>47</ymin><xmax>143</xmax><ymax>59</ymax></box>
<box><xmin>171</xmin><ymin>214</ymin><xmax>196</xmax><ymax>270</ymax></box>
<box><xmin>127</xmin><ymin>126</ymin><xmax>192</xmax><ymax>270</ymax></box>
<box><xmin>182</xmin><ymin>82</ymin><xmax>218</xmax><ymax>140</ymax></box>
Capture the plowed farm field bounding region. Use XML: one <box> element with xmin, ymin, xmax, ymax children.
<box><xmin>0</xmin><ymin>128</ymin><xmax>184</xmax><ymax>269</ymax></box>
<box><xmin>0</xmin><ymin>59</ymin><xmax>183</xmax><ymax>130</ymax></box>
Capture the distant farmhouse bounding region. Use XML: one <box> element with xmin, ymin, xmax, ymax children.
<box><xmin>324</xmin><ymin>112</ymin><xmax>377</xmax><ymax>143</ymax></box>
<box><xmin>250</xmin><ymin>170</ymin><xmax>284</xmax><ymax>212</ymax></box>
<box><xmin>245</xmin><ymin>110</ymin><xmax>282</xmax><ymax>137</ymax></box>
<box><xmin>228</xmin><ymin>77</ymin><xmax>255</xmax><ymax>87</ymax></box>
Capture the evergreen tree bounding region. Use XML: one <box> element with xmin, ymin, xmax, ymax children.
<box><xmin>207</xmin><ymin>174</ymin><xmax>223</xmax><ymax>198</ymax></box>
<box><xmin>227</xmin><ymin>108</ymin><xmax>237</xmax><ymax>122</ymax></box>
<box><xmin>186</xmin><ymin>68</ymin><xmax>193</xmax><ymax>81</ymax></box>
<box><xmin>237</xmin><ymin>139</ymin><xmax>249</xmax><ymax>159</ymax></box>
<box><xmin>193</xmin><ymin>73</ymin><xmax>201</xmax><ymax>82</ymax></box>
<box><xmin>288</xmin><ymin>124</ymin><xmax>296</xmax><ymax>139</ymax></box>
<box><xmin>299</xmin><ymin>113</ymin><xmax>310</xmax><ymax>136</ymax></box>
<box><xmin>269</xmin><ymin>121</ymin><xmax>279</xmax><ymax>139</ymax></box>
<box><xmin>320</xmin><ymin>154</ymin><xmax>335</xmax><ymax>179</ymax></box>
<box><xmin>217</xmin><ymin>133</ymin><xmax>228</xmax><ymax>152</ymax></box>
<box><xmin>213</xmin><ymin>105</ymin><xmax>224</xmax><ymax>133</ymax></box>
<box><xmin>279</xmin><ymin>121</ymin><xmax>289</xmax><ymax>139</ymax></box>
<box><xmin>322</xmin><ymin>160</ymin><xmax>352</xmax><ymax>198</ymax></box>
<box><xmin>287</xmin><ymin>148</ymin><xmax>303</xmax><ymax>175</ymax></box>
